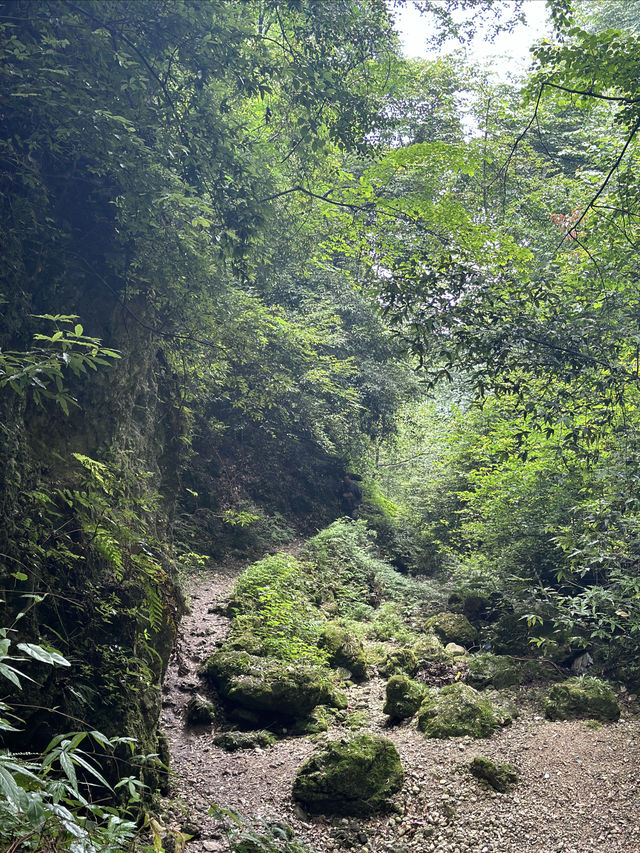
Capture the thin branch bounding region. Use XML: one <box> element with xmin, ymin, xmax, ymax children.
<box><xmin>543</xmin><ymin>82</ymin><xmax>640</xmax><ymax>104</ymax></box>
<box><xmin>256</xmin><ymin>185</ymin><xmax>371</xmax><ymax>211</ymax></box>
<box><xmin>557</xmin><ymin>115</ymin><xmax>640</xmax><ymax>250</ymax></box>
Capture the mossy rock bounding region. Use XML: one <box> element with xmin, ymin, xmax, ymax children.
<box><xmin>378</xmin><ymin>647</ymin><xmax>419</xmax><ymax>677</ymax></box>
<box><xmin>544</xmin><ymin>677</ymin><xmax>620</xmax><ymax>722</ymax></box>
<box><xmin>290</xmin><ymin>705</ymin><xmax>331</xmax><ymax>735</ymax></box>
<box><xmin>292</xmin><ymin>733</ymin><xmax>403</xmax><ymax>815</ymax></box>
<box><xmin>319</xmin><ymin>623</ymin><xmax>368</xmax><ymax>681</ymax></box>
<box><xmin>383</xmin><ymin>674</ymin><xmax>426</xmax><ymax>720</ymax></box>
<box><xmin>425</xmin><ymin>613</ymin><xmax>477</xmax><ymax>648</ymax></box>
<box><xmin>213</xmin><ymin>730</ymin><xmax>276</xmax><ymax>751</ymax></box>
<box><xmin>200</xmin><ymin>648</ymin><xmax>340</xmax><ymax>720</ymax></box>
<box><xmin>199</xmin><ymin>649</ymin><xmax>255</xmax><ymax>690</ymax></box>
<box><xmin>466</xmin><ymin>654</ymin><xmax>521</xmax><ymax>690</ymax></box>
<box><xmin>417</xmin><ymin>683</ymin><xmax>501</xmax><ymax>739</ymax></box>
<box><xmin>485</xmin><ymin>690</ymin><xmax>519</xmax><ymax>725</ymax></box>
<box><xmin>186</xmin><ymin>694</ymin><xmax>216</xmax><ymax>725</ymax></box>
<box><xmin>413</xmin><ymin>636</ymin><xmax>448</xmax><ymax>664</ymax></box>
<box><xmin>469</xmin><ymin>756</ymin><xmax>518</xmax><ymax>792</ymax></box>
<box><xmin>226</xmin><ymin>632</ymin><xmax>267</xmax><ymax>656</ymax></box>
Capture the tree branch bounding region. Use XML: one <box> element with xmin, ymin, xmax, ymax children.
<box><xmin>557</xmin><ymin>114</ymin><xmax>640</xmax><ymax>249</ymax></box>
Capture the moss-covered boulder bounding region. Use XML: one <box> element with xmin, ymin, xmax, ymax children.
<box><xmin>213</xmin><ymin>730</ymin><xmax>276</xmax><ymax>751</ymax></box>
<box><xmin>485</xmin><ymin>690</ymin><xmax>519</xmax><ymax>725</ymax></box>
<box><xmin>414</xmin><ymin>636</ymin><xmax>448</xmax><ymax>664</ymax></box>
<box><xmin>544</xmin><ymin>677</ymin><xmax>620</xmax><ymax>722</ymax></box>
<box><xmin>469</xmin><ymin>756</ymin><xmax>518</xmax><ymax>792</ymax></box>
<box><xmin>417</xmin><ymin>683</ymin><xmax>501</xmax><ymax>739</ymax></box>
<box><xmin>200</xmin><ymin>649</ymin><xmax>341</xmax><ymax>720</ymax></box>
<box><xmin>383</xmin><ymin>674</ymin><xmax>426</xmax><ymax>720</ymax></box>
<box><xmin>466</xmin><ymin>654</ymin><xmax>521</xmax><ymax>690</ymax></box>
<box><xmin>319</xmin><ymin>623</ymin><xmax>368</xmax><ymax>681</ymax></box>
<box><xmin>378</xmin><ymin>647</ymin><xmax>419</xmax><ymax>677</ymax></box>
<box><xmin>199</xmin><ymin>649</ymin><xmax>255</xmax><ymax>689</ymax></box>
<box><xmin>186</xmin><ymin>694</ymin><xmax>216</xmax><ymax>725</ymax></box>
<box><xmin>292</xmin><ymin>734</ymin><xmax>403</xmax><ymax>815</ymax></box>
<box><xmin>425</xmin><ymin>613</ymin><xmax>477</xmax><ymax>648</ymax></box>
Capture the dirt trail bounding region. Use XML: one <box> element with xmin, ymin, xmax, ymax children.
<box><xmin>160</xmin><ymin>560</ymin><xmax>640</xmax><ymax>853</ymax></box>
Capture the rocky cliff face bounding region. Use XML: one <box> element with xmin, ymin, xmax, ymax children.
<box><xmin>0</xmin><ymin>300</ymin><xmax>184</xmax><ymax>791</ymax></box>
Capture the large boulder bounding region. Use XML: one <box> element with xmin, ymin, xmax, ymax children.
<box><xmin>417</xmin><ymin>682</ymin><xmax>501</xmax><ymax>739</ymax></box>
<box><xmin>199</xmin><ymin>649</ymin><xmax>343</xmax><ymax>720</ymax></box>
<box><xmin>466</xmin><ymin>654</ymin><xmax>521</xmax><ymax>690</ymax></box>
<box><xmin>319</xmin><ymin>623</ymin><xmax>368</xmax><ymax>681</ymax></box>
<box><xmin>544</xmin><ymin>677</ymin><xmax>620</xmax><ymax>722</ymax></box>
<box><xmin>425</xmin><ymin>613</ymin><xmax>477</xmax><ymax>648</ymax></box>
<box><xmin>292</xmin><ymin>734</ymin><xmax>403</xmax><ymax>815</ymax></box>
<box><xmin>383</xmin><ymin>674</ymin><xmax>426</xmax><ymax>720</ymax></box>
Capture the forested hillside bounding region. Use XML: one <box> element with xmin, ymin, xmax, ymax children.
<box><xmin>2</xmin><ymin>1</ymin><xmax>640</xmax><ymax>851</ymax></box>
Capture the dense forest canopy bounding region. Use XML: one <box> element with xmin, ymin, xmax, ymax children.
<box><xmin>3</xmin><ymin>0</ymin><xmax>640</xmax><ymax>849</ymax></box>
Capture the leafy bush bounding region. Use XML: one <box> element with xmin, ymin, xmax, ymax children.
<box><xmin>0</xmin><ymin>611</ymin><xmax>147</xmax><ymax>852</ymax></box>
<box><xmin>302</xmin><ymin>520</ymin><xmax>386</xmax><ymax>614</ymax></box>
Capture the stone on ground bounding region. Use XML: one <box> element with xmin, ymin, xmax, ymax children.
<box><xmin>544</xmin><ymin>676</ymin><xmax>620</xmax><ymax>721</ymax></box>
<box><xmin>200</xmin><ymin>648</ymin><xmax>341</xmax><ymax>720</ymax></box>
<box><xmin>469</xmin><ymin>756</ymin><xmax>519</xmax><ymax>792</ymax></box>
<box><xmin>213</xmin><ymin>730</ymin><xmax>276</xmax><ymax>751</ymax></box>
<box><xmin>466</xmin><ymin>653</ymin><xmax>521</xmax><ymax>690</ymax></box>
<box><xmin>383</xmin><ymin>673</ymin><xmax>426</xmax><ymax>720</ymax></box>
<box><xmin>378</xmin><ymin>646</ymin><xmax>419</xmax><ymax>677</ymax></box>
<box><xmin>318</xmin><ymin>622</ymin><xmax>368</xmax><ymax>680</ymax></box>
<box><xmin>417</xmin><ymin>682</ymin><xmax>501</xmax><ymax>738</ymax></box>
<box><xmin>292</xmin><ymin>733</ymin><xmax>404</xmax><ymax>815</ymax></box>
<box><xmin>185</xmin><ymin>694</ymin><xmax>216</xmax><ymax>725</ymax></box>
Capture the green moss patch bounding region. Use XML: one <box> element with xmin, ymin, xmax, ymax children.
<box><xmin>213</xmin><ymin>730</ymin><xmax>276</xmax><ymax>751</ymax></box>
<box><xmin>201</xmin><ymin>649</ymin><xmax>342</xmax><ymax>721</ymax></box>
<box><xmin>466</xmin><ymin>654</ymin><xmax>521</xmax><ymax>690</ymax></box>
<box><xmin>318</xmin><ymin>622</ymin><xmax>368</xmax><ymax>680</ymax></box>
<box><xmin>425</xmin><ymin>612</ymin><xmax>478</xmax><ymax>648</ymax></box>
<box><xmin>469</xmin><ymin>756</ymin><xmax>519</xmax><ymax>792</ymax></box>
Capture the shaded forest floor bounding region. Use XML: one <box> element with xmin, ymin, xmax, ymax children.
<box><xmin>160</xmin><ymin>553</ymin><xmax>640</xmax><ymax>853</ymax></box>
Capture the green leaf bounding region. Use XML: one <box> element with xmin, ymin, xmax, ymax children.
<box><xmin>16</xmin><ymin>642</ymin><xmax>70</xmax><ymax>667</ymax></box>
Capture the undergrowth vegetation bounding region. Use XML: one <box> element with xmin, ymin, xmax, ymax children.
<box><xmin>0</xmin><ymin>613</ymin><xmax>154</xmax><ymax>853</ymax></box>
<box><xmin>223</xmin><ymin>520</ymin><xmax>445</xmax><ymax>670</ymax></box>
<box><xmin>374</xmin><ymin>394</ymin><xmax>640</xmax><ymax>684</ymax></box>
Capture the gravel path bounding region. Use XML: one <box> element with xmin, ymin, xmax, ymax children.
<box><xmin>160</xmin><ymin>563</ymin><xmax>640</xmax><ymax>853</ymax></box>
